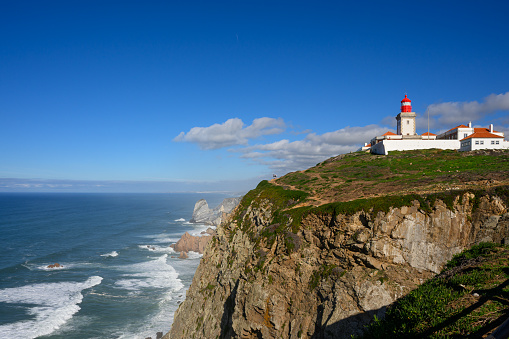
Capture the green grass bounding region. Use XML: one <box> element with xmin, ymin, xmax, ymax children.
<box><xmin>277</xmin><ymin>149</ymin><xmax>509</xmax><ymax>201</ymax></box>
<box><xmin>230</xmin><ymin>180</ymin><xmax>309</xmax><ymax>252</ymax></box>
<box><xmin>279</xmin><ymin>186</ymin><xmax>509</xmax><ymax>233</ymax></box>
<box><xmin>359</xmin><ymin>243</ymin><xmax>509</xmax><ymax>338</ymax></box>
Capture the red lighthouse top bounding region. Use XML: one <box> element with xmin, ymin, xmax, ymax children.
<box><xmin>400</xmin><ymin>94</ymin><xmax>412</xmax><ymax>112</ymax></box>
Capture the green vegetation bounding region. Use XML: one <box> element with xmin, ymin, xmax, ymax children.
<box><xmin>200</xmin><ymin>283</ymin><xmax>216</xmax><ymax>295</ymax></box>
<box><xmin>280</xmin><ymin>186</ymin><xmax>509</xmax><ymax>231</ymax></box>
<box><xmin>236</xmin><ymin>180</ymin><xmax>309</xmax><ymax>221</ymax></box>
<box><xmin>278</xmin><ymin>149</ymin><xmax>509</xmax><ymax>203</ymax></box>
<box><xmin>359</xmin><ymin>243</ymin><xmax>509</xmax><ymax>338</ymax></box>
<box><xmin>230</xmin><ymin>180</ymin><xmax>308</xmax><ymax>253</ymax></box>
<box><xmin>309</xmin><ymin>264</ymin><xmax>338</xmax><ymax>290</ymax></box>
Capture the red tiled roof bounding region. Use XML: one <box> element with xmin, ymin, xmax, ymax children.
<box><xmin>461</xmin><ymin>131</ymin><xmax>504</xmax><ymax>141</ymax></box>
<box><xmin>421</xmin><ymin>132</ymin><xmax>436</xmax><ymax>136</ymax></box>
<box><xmin>382</xmin><ymin>131</ymin><xmax>397</xmax><ymax>136</ymax></box>
<box><xmin>446</xmin><ymin>124</ymin><xmax>468</xmax><ymax>132</ymax></box>
<box><xmin>474</xmin><ymin>127</ymin><xmax>500</xmax><ymax>133</ymax></box>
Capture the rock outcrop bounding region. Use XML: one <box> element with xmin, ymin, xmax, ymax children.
<box><xmin>171</xmin><ymin>229</ymin><xmax>216</xmax><ymax>254</ymax></box>
<box><xmin>47</xmin><ymin>263</ymin><xmax>62</xmax><ymax>269</ymax></box>
<box><xmin>169</xmin><ymin>187</ymin><xmax>509</xmax><ymax>339</ymax></box>
<box><xmin>190</xmin><ymin>197</ymin><xmax>242</xmax><ymax>226</ymax></box>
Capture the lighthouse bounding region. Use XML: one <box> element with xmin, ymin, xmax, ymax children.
<box><xmin>396</xmin><ymin>94</ymin><xmax>417</xmax><ymax>136</ymax></box>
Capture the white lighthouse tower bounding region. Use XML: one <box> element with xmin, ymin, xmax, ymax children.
<box><xmin>396</xmin><ymin>94</ymin><xmax>417</xmax><ymax>136</ymax></box>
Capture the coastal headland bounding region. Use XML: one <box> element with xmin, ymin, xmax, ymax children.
<box><xmin>167</xmin><ymin>149</ymin><xmax>509</xmax><ymax>338</ymax></box>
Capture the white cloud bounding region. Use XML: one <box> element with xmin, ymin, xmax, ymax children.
<box><xmin>176</xmin><ymin>116</ymin><xmax>390</xmax><ymax>174</ymax></box>
<box><xmin>235</xmin><ymin>124</ymin><xmax>388</xmax><ymax>174</ymax></box>
<box><xmin>173</xmin><ymin>117</ymin><xmax>286</xmax><ymax>150</ymax></box>
<box><xmin>426</xmin><ymin>91</ymin><xmax>509</xmax><ymax>126</ymax></box>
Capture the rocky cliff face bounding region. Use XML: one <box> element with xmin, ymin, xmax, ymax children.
<box><xmin>190</xmin><ymin>197</ymin><xmax>242</xmax><ymax>226</ymax></box>
<box><xmin>169</xmin><ymin>186</ymin><xmax>509</xmax><ymax>339</ymax></box>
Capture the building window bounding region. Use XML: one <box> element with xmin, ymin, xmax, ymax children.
<box><xmin>491</xmin><ymin>140</ymin><xmax>495</xmax><ymax>144</ymax></box>
<box><xmin>475</xmin><ymin>141</ymin><xmax>479</xmax><ymax>145</ymax></box>
<box><xmin>496</xmin><ymin>141</ymin><xmax>500</xmax><ymax>144</ymax></box>
<box><xmin>480</xmin><ymin>141</ymin><xmax>484</xmax><ymax>145</ymax></box>
<box><xmin>464</xmin><ymin>133</ymin><xmax>467</xmax><ymax>138</ymax></box>
<box><xmin>407</xmin><ymin>120</ymin><xmax>409</xmax><ymax>124</ymax></box>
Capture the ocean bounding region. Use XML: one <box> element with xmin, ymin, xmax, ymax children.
<box><xmin>0</xmin><ymin>192</ymin><xmax>228</xmax><ymax>339</ymax></box>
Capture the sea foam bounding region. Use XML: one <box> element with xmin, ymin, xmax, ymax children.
<box><xmin>138</xmin><ymin>244</ymin><xmax>175</xmax><ymax>253</ymax></box>
<box><xmin>0</xmin><ymin>276</ymin><xmax>103</xmax><ymax>338</ymax></box>
<box><xmin>100</xmin><ymin>251</ymin><xmax>119</xmax><ymax>257</ymax></box>
<box><xmin>115</xmin><ymin>254</ymin><xmax>184</xmax><ymax>291</ymax></box>
<box><xmin>186</xmin><ymin>251</ymin><xmax>203</xmax><ymax>259</ymax></box>
<box><xmin>144</xmin><ymin>233</ymin><xmax>180</xmax><ymax>244</ymax></box>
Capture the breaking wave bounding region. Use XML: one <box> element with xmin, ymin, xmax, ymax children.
<box><xmin>0</xmin><ymin>276</ymin><xmax>103</xmax><ymax>338</ymax></box>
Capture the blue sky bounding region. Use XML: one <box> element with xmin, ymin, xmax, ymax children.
<box><xmin>1</xmin><ymin>1</ymin><xmax>509</xmax><ymax>192</ymax></box>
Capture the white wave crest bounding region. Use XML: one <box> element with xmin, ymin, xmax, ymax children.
<box><xmin>138</xmin><ymin>245</ymin><xmax>175</xmax><ymax>254</ymax></box>
<box><xmin>100</xmin><ymin>251</ymin><xmax>119</xmax><ymax>257</ymax></box>
<box><xmin>174</xmin><ymin>218</ymin><xmax>185</xmax><ymax>222</ymax></box>
<box><xmin>38</xmin><ymin>264</ymin><xmax>68</xmax><ymax>271</ymax></box>
<box><xmin>144</xmin><ymin>233</ymin><xmax>180</xmax><ymax>244</ymax></box>
<box><xmin>0</xmin><ymin>276</ymin><xmax>103</xmax><ymax>338</ymax></box>
<box><xmin>186</xmin><ymin>251</ymin><xmax>203</xmax><ymax>259</ymax></box>
<box><xmin>32</xmin><ymin>262</ymin><xmax>89</xmax><ymax>271</ymax></box>
<box><xmin>189</xmin><ymin>224</ymin><xmax>216</xmax><ymax>237</ymax></box>
<box><xmin>115</xmin><ymin>255</ymin><xmax>183</xmax><ymax>291</ymax></box>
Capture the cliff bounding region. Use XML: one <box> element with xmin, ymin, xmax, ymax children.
<box><xmin>190</xmin><ymin>197</ymin><xmax>242</xmax><ymax>226</ymax></box>
<box><xmin>169</xmin><ymin>149</ymin><xmax>509</xmax><ymax>339</ymax></box>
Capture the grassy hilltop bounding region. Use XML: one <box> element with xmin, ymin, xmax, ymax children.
<box><xmin>242</xmin><ymin>149</ymin><xmax>509</xmax><ymax>236</ymax></box>
<box><xmin>275</xmin><ymin>148</ymin><xmax>509</xmax><ymax>206</ymax></box>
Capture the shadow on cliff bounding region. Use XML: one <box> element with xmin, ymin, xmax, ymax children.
<box><xmin>220</xmin><ymin>280</ymin><xmax>240</xmax><ymax>339</ymax></box>
<box><xmin>316</xmin><ymin>268</ymin><xmax>509</xmax><ymax>339</ymax></box>
<box><xmin>311</xmin><ymin>306</ymin><xmax>385</xmax><ymax>339</ymax></box>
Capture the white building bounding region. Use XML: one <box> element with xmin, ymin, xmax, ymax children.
<box><xmin>437</xmin><ymin>122</ymin><xmax>504</xmax><ymax>140</ymax></box>
<box><xmin>368</xmin><ymin>95</ymin><xmax>509</xmax><ymax>155</ymax></box>
<box><xmin>460</xmin><ymin>131</ymin><xmax>506</xmax><ymax>151</ymax></box>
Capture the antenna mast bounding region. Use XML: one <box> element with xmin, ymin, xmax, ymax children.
<box><xmin>427</xmin><ymin>107</ymin><xmax>430</xmax><ymax>139</ymax></box>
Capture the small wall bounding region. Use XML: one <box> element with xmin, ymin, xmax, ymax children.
<box><xmin>371</xmin><ymin>139</ymin><xmax>460</xmax><ymax>155</ymax></box>
<box><xmin>470</xmin><ymin>139</ymin><xmax>509</xmax><ymax>151</ymax></box>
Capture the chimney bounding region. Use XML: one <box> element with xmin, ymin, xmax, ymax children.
<box><xmin>490</xmin><ymin>124</ymin><xmax>493</xmax><ymax>133</ymax></box>
<box><xmin>468</xmin><ymin>121</ymin><xmax>472</xmax><ymax>128</ymax></box>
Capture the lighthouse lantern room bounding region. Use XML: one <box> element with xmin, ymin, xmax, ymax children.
<box><xmin>400</xmin><ymin>94</ymin><xmax>412</xmax><ymax>112</ymax></box>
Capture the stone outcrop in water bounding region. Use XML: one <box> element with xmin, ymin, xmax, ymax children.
<box><xmin>171</xmin><ymin>229</ymin><xmax>216</xmax><ymax>254</ymax></box>
<box><xmin>190</xmin><ymin>197</ymin><xmax>242</xmax><ymax>226</ymax></box>
<box><xmin>47</xmin><ymin>263</ymin><xmax>62</xmax><ymax>269</ymax></box>
<box><xmin>169</xmin><ymin>187</ymin><xmax>509</xmax><ymax>339</ymax></box>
